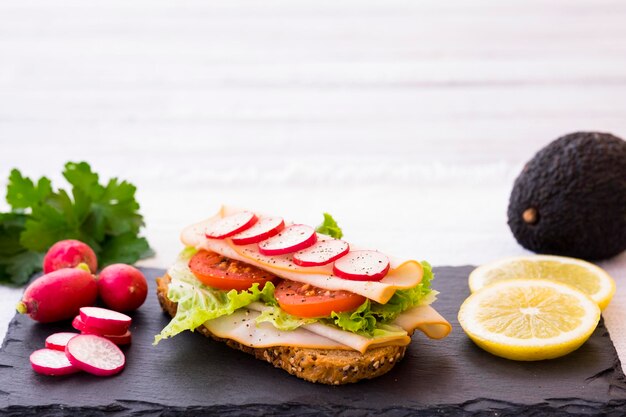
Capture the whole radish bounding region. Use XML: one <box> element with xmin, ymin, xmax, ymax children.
<box><xmin>97</xmin><ymin>264</ymin><xmax>147</xmax><ymax>312</ymax></box>
<box><xmin>16</xmin><ymin>267</ymin><xmax>98</xmax><ymax>323</ymax></box>
<box><xmin>43</xmin><ymin>239</ymin><xmax>98</xmax><ymax>274</ymax></box>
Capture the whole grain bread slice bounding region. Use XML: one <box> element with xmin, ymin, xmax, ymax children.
<box><xmin>156</xmin><ymin>274</ymin><xmax>407</xmax><ymax>385</ymax></box>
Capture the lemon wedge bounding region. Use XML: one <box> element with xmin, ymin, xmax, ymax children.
<box><xmin>468</xmin><ymin>255</ymin><xmax>615</xmax><ymax>310</ymax></box>
<box><xmin>458</xmin><ymin>280</ymin><xmax>601</xmax><ymax>361</ymax></box>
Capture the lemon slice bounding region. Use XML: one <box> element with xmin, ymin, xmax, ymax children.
<box><xmin>458</xmin><ymin>280</ymin><xmax>601</xmax><ymax>361</ymax></box>
<box><xmin>468</xmin><ymin>255</ymin><xmax>615</xmax><ymax>310</ymax></box>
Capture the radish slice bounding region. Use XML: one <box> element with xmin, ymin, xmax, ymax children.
<box><xmin>258</xmin><ymin>224</ymin><xmax>317</xmax><ymax>256</ymax></box>
<box><xmin>79</xmin><ymin>307</ymin><xmax>131</xmax><ymax>336</ymax></box>
<box><xmin>82</xmin><ymin>329</ymin><xmax>132</xmax><ymax>346</ymax></box>
<box><xmin>293</xmin><ymin>239</ymin><xmax>350</xmax><ymax>267</ymax></box>
<box><xmin>30</xmin><ymin>348</ymin><xmax>80</xmax><ymax>376</ymax></box>
<box><xmin>231</xmin><ymin>216</ymin><xmax>285</xmax><ymax>245</ymax></box>
<box><xmin>73</xmin><ymin>315</ymin><xmax>132</xmax><ymax>345</ymax></box>
<box><xmin>45</xmin><ymin>332</ymin><xmax>79</xmax><ymax>352</ymax></box>
<box><xmin>333</xmin><ymin>250</ymin><xmax>390</xmax><ymax>281</ymax></box>
<box><xmin>205</xmin><ymin>211</ymin><xmax>258</xmax><ymax>239</ymax></box>
<box><xmin>72</xmin><ymin>315</ymin><xmax>88</xmax><ymax>332</ymax></box>
<box><xmin>65</xmin><ymin>334</ymin><xmax>125</xmax><ymax>376</ymax></box>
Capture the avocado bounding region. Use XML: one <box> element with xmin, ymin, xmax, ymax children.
<box><xmin>507</xmin><ymin>132</ymin><xmax>626</xmax><ymax>260</ymax></box>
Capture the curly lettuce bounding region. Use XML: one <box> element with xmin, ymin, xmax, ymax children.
<box><xmin>255</xmin><ymin>305</ymin><xmax>317</xmax><ymax>331</ymax></box>
<box><xmin>324</xmin><ymin>261</ymin><xmax>436</xmax><ymax>336</ymax></box>
<box><xmin>315</xmin><ymin>212</ymin><xmax>343</xmax><ymax>239</ymax></box>
<box><xmin>154</xmin><ymin>248</ymin><xmax>276</xmax><ymax>344</ymax></box>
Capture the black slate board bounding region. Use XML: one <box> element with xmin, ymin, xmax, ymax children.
<box><xmin>1</xmin><ymin>266</ymin><xmax>626</xmax><ymax>417</ymax></box>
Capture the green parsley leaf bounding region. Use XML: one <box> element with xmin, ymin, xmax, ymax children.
<box><xmin>0</xmin><ymin>213</ymin><xmax>43</xmax><ymax>285</ymax></box>
<box><xmin>0</xmin><ymin>250</ymin><xmax>44</xmax><ymax>285</ymax></box>
<box><xmin>20</xmin><ymin>190</ymin><xmax>82</xmax><ymax>252</ymax></box>
<box><xmin>99</xmin><ymin>233</ymin><xmax>152</xmax><ymax>266</ymax></box>
<box><xmin>6</xmin><ymin>169</ymin><xmax>52</xmax><ymax>211</ymax></box>
<box><xmin>0</xmin><ymin>162</ymin><xmax>153</xmax><ymax>285</ymax></box>
<box><xmin>98</xmin><ymin>178</ymin><xmax>143</xmax><ymax>236</ymax></box>
<box><xmin>62</xmin><ymin>162</ymin><xmax>101</xmax><ymax>198</ymax></box>
<box><xmin>315</xmin><ymin>212</ymin><xmax>343</xmax><ymax>239</ymax></box>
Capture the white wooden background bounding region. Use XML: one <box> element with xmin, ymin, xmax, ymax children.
<box><xmin>1</xmin><ymin>0</ymin><xmax>625</xmax><ymax>367</ymax></box>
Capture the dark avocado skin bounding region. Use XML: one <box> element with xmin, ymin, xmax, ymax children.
<box><xmin>508</xmin><ymin>132</ymin><xmax>626</xmax><ymax>261</ymax></box>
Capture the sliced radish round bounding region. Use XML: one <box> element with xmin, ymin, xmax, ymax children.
<box><xmin>205</xmin><ymin>211</ymin><xmax>258</xmax><ymax>239</ymax></box>
<box><xmin>333</xmin><ymin>250</ymin><xmax>390</xmax><ymax>281</ymax></box>
<box><xmin>231</xmin><ymin>216</ymin><xmax>285</xmax><ymax>245</ymax></box>
<box><xmin>293</xmin><ymin>239</ymin><xmax>350</xmax><ymax>267</ymax></box>
<box><xmin>79</xmin><ymin>307</ymin><xmax>131</xmax><ymax>336</ymax></box>
<box><xmin>82</xmin><ymin>329</ymin><xmax>132</xmax><ymax>346</ymax></box>
<box><xmin>65</xmin><ymin>334</ymin><xmax>125</xmax><ymax>376</ymax></box>
<box><xmin>30</xmin><ymin>348</ymin><xmax>80</xmax><ymax>376</ymax></box>
<box><xmin>258</xmin><ymin>224</ymin><xmax>317</xmax><ymax>256</ymax></box>
<box><xmin>72</xmin><ymin>315</ymin><xmax>88</xmax><ymax>332</ymax></box>
<box><xmin>45</xmin><ymin>332</ymin><xmax>79</xmax><ymax>352</ymax></box>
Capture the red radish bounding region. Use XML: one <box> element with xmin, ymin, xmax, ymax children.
<box><xmin>205</xmin><ymin>211</ymin><xmax>258</xmax><ymax>239</ymax></box>
<box><xmin>65</xmin><ymin>334</ymin><xmax>125</xmax><ymax>376</ymax></box>
<box><xmin>30</xmin><ymin>348</ymin><xmax>80</xmax><ymax>376</ymax></box>
<box><xmin>82</xmin><ymin>329</ymin><xmax>132</xmax><ymax>346</ymax></box>
<box><xmin>80</xmin><ymin>307</ymin><xmax>131</xmax><ymax>335</ymax></box>
<box><xmin>43</xmin><ymin>239</ymin><xmax>98</xmax><ymax>274</ymax></box>
<box><xmin>45</xmin><ymin>332</ymin><xmax>79</xmax><ymax>351</ymax></box>
<box><xmin>73</xmin><ymin>315</ymin><xmax>131</xmax><ymax>344</ymax></box>
<box><xmin>231</xmin><ymin>216</ymin><xmax>285</xmax><ymax>245</ymax></box>
<box><xmin>293</xmin><ymin>239</ymin><xmax>350</xmax><ymax>267</ymax></box>
<box><xmin>97</xmin><ymin>264</ymin><xmax>148</xmax><ymax>312</ymax></box>
<box><xmin>16</xmin><ymin>268</ymin><xmax>98</xmax><ymax>323</ymax></box>
<box><xmin>72</xmin><ymin>315</ymin><xmax>118</xmax><ymax>334</ymax></box>
<box><xmin>72</xmin><ymin>315</ymin><xmax>88</xmax><ymax>332</ymax></box>
<box><xmin>333</xmin><ymin>250</ymin><xmax>390</xmax><ymax>281</ymax></box>
<box><xmin>258</xmin><ymin>224</ymin><xmax>317</xmax><ymax>256</ymax></box>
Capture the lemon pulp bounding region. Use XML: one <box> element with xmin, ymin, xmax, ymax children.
<box><xmin>459</xmin><ymin>279</ymin><xmax>601</xmax><ymax>361</ymax></box>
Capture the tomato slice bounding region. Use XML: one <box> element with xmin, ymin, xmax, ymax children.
<box><xmin>274</xmin><ymin>280</ymin><xmax>366</xmax><ymax>318</ymax></box>
<box><xmin>189</xmin><ymin>250</ymin><xmax>278</xmax><ymax>291</ymax></box>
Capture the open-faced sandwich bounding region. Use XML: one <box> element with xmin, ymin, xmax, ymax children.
<box><xmin>155</xmin><ymin>206</ymin><xmax>451</xmax><ymax>385</ymax></box>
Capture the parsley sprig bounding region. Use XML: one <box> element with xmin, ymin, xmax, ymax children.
<box><xmin>0</xmin><ymin>162</ymin><xmax>153</xmax><ymax>285</ymax></box>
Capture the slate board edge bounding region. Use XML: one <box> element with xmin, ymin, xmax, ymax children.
<box><xmin>3</xmin><ymin>398</ymin><xmax>626</xmax><ymax>417</ymax></box>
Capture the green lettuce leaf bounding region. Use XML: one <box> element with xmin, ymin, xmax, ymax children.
<box><xmin>328</xmin><ymin>300</ymin><xmax>377</xmax><ymax>334</ymax></box>
<box><xmin>315</xmin><ymin>212</ymin><xmax>343</xmax><ymax>239</ymax></box>
<box><xmin>328</xmin><ymin>261</ymin><xmax>437</xmax><ymax>336</ymax></box>
<box><xmin>255</xmin><ymin>305</ymin><xmax>317</xmax><ymax>331</ymax></box>
<box><xmin>154</xmin><ymin>248</ymin><xmax>276</xmax><ymax>344</ymax></box>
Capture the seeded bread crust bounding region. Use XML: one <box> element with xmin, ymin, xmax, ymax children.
<box><xmin>156</xmin><ymin>274</ymin><xmax>407</xmax><ymax>385</ymax></box>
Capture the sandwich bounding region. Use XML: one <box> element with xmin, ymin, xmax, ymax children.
<box><xmin>155</xmin><ymin>206</ymin><xmax>451</xmax><ymax>385</ymax></box>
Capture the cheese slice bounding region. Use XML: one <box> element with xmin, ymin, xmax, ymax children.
<box><xmin>181</xmin><ymin>206</ymin><xmax>423</xmax><ymax>304</ymax></box>
<box><xmin>247</xmin><ymin>302</ymin><xmax>410</xmax><ymax>353</ymax></box>
<box><xmin>203</xmin><ymin>307</ymin><xmax>349</xmax><ymax>350</ymax></box>
<box><xmin>203</xmin><ymin>302</ymin><xmax>451</xmax><ymax>353</ymax></box>
<box><xmin>392</xmin><ymin>305</ymin><xmax>452</xmax><ymax>339</ymax></box>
